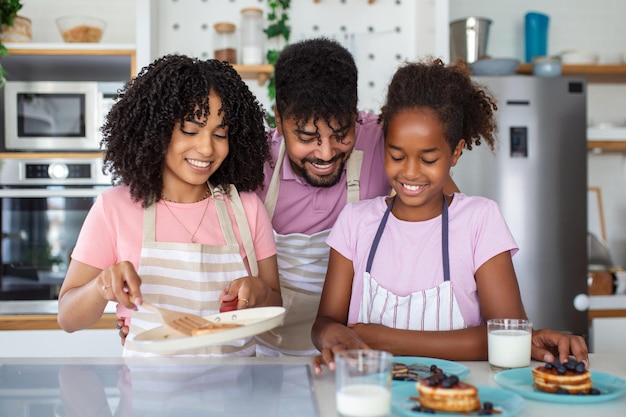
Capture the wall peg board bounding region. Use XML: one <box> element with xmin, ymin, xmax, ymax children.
<box><xmin>153</xmin><ymin>0</ymin><xmax>436</xmax><ymax>112</ymax></box>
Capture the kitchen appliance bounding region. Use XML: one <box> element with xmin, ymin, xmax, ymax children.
<box><xmin>449</xmin><ymin>17</ymin><xmax>492</xmax><ymax>63</ymax></box>
<box><xmin>2</xmin><ymin>81</ymin><xmax>121</xmax><ymax>151</ymax></box>
<box><xmin>452</xmin><ymin>75</ymin><xmax>588</xmax><ymax>336</ymax></box>
<box><xmin>0</xmin><ymin>158</ymin><xmax>111</xmax><ymax>303</ymax></box>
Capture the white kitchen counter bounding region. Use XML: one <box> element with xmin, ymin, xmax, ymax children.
<box><xmin>1</xmin><ymin>354</ymin><xmax>624</xmax><ymax>416</ymax></box>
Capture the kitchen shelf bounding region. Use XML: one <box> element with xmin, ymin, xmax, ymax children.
<box><xmin>588</xmin><ymin>141</ymin><xmax>626</xmax><ymax>152</ymax></box>
<box><xmin>517</xmin><ymin>63</ymin><xmax>626</xmax><ymax>83</ymax></box>
<box><xmin>4</xmin><ymin>44</ymin><xmax>272</xmax><ymax>84</ymax></box>
<box><xmin>231</xmin><ymin>64</ymin><xmax>274</xmax><ymax>85</ymax></box>
<box><xmin>587</xmin><ymin>127</ymin><xmax>626</xmax><ymax>152</ymax></box>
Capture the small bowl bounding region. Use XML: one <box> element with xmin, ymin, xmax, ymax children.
<box><xmin>56</xmin><ymin>16</ymin><xmax>106</xmax><ymax>43</ymax></box>
<box><xmin>559</xmin><ymin>49</ymin><xmax>598</xmax><ymax>65</ymax></box>
<box><xmin>532</xmin><ymin>56</ymin><xmax>562</xmax><ymax>77</ymax></box>
<box><xmin>470</xmin><ymin>58</ymin><xmax>520</xmax><ymax>76</ymax></box>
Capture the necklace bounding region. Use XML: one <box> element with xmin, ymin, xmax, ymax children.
<box><xmin>161</xmin><ymin>187</ymin><xmax>211</xmax><ymax>243</ymax></box>
<box><xmin>161</xmin><ymin>188</ymin><xmax>210</xmax><ymax>203</ymax></box>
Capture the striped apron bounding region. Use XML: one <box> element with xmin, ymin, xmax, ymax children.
<box><xmin>124</xmin><ymin>184</ymin><xmax>258</xmax><ymax>357</ymax></box>
<box><xmin>256</xmin><ymin>140</ymin><xmax>363</xmax><ymax>356</ymax></box>
<box><xmin>358</xmin><ymin>196</ymin><xmax>465</xmax><ymax>330</ymax></box>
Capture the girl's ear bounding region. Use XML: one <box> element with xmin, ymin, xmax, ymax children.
<box><xmin>274</xmin><ymin>106</ymin><xmax>283</xmax><ymax>135</ymax></box>
<box><xmin>451</xmin><ymin>139</ymin><xmax>465</xmax><ymax>167</ymax></box>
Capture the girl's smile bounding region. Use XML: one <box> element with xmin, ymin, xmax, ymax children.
<box><xmin>384</xmin><ymin>108</ymin><xmax>463</xmax><ymax>222</ymax></box>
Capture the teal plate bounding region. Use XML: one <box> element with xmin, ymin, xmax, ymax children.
<box><xmin>391</xmin><ymin>382</ymin><xmax>525</xmax><ymax>417</ymax></box>
<box><xmin>494</xmin><ymin>367</ymin><xmax>626</xmax><ymax>404</ymax></box>
<box><xmin>392</xmin><ymin>357</ymin><xmax>470</xmax><ymax>384</ymax></box>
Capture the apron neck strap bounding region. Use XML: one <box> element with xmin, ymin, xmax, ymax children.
<box><xmin>366</xmin><ymin>195</ymin><xmax>450</xmax><ymax>282</ymax></box>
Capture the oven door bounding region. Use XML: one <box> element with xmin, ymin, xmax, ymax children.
<box><xmin>0</xmin><ymin>186</ymin><xmax>106</xmax><ymax>301</ymax></box>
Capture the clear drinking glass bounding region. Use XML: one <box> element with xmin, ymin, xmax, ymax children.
<box><xmin>335</xmin><ymin>349</ymin><xmax>393</xmax><ymax>417</ymax></box>
<box><xmin>487</xmin><ymin>318</ymin><xmax>533</xmax><ymax>372</ymax></box>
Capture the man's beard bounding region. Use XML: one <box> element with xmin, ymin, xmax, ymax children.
<box><xmin>295</xmin><ymin>155</ymin><xmax>347</xmax><ymax>188</ymax></box>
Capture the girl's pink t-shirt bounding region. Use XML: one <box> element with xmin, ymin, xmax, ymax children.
<box><xmin>326</xmin><ymin>193</ymin><xmax>519</xmax><ymax>327</ymax></box>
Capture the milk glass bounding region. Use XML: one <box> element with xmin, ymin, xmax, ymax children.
<box><xmin>487</xmin><ymin>318</ymin><xmax>533</xmax><ymax>372</ymax></box>
<box><xmin>335</xmin><ymin>349</ymin><xmax>393</xmax><ymax>417</ymax></box>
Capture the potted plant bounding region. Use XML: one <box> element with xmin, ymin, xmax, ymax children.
<box><xmin>0</xmin><ymin>0</ymin><xmax>26</xmax><ymax>85</ymax></box>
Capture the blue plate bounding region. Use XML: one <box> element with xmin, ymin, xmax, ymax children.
<box><xmin>391</xmin><ymin>382</ymin><xmax>525</xmax><ymax>417</ymax></box>
<box><xmin>393</xmin><ymin>356</ymin><xmax>470</xmax><ymax>384</ymax></box>
<box><xmin>494</xmin><ymin>367</ymin><xmax>626</xmax><ymax>404</ymax></box>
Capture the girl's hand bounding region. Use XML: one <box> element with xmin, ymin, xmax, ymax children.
<box><xmin>98</xmin><ymin>261</ymin><xmax>142</xmax><ymax>310</ymax></box>
<box><xmin>312</xmin><ymin>322</ymin><xmax>370</xmax><ymax>375</ymax></box>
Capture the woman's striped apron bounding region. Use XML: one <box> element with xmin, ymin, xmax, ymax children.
<box><xmin>124</xmin><ymin>184</ymin><xmax>259</xmax><ymax>357</ymax></box>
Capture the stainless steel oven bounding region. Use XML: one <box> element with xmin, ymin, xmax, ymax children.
<box><xmin>0</xmin><ymin>157</ymin><xmax>111</xmax><ymax>308</ymax></box>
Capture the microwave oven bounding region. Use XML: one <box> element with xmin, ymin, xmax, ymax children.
<box><xmin>3</xmin><ymin>81</ymin><xmax>123</xmax><ymax>151</ymax></box>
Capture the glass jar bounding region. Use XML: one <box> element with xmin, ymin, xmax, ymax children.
<box><xmin>213</xmin><ymin>22</ymin><xmax>237</xmax><ymax>64</ymax></box>
<box><xmin>240</xmin><ymin>7</ymin><xmax>264</xmax><ymax>65</ymax></box>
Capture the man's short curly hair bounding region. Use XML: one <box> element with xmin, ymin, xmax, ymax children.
<box><xmin>274</xmin><ymin>37</ymin><xmax>358</xmax><ymax>134</ymax></box>
<box><xmin>379</xmin><ymin>58</ymin><xmax>498</xmax><ymax>153</ymax></box>
<box><xmin>101</xmin><ymin>55</ymin><xmax>269</xmax><ymax>207</ymax></box>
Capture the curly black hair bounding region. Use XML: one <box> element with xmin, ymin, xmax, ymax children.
<box><xmin>101</xmin><ymin>54</ymin><xmax>269</xmax><ymax>207</ymax></box>
<box><xmin>274</xmin><ymin>37</ymin><xmax>358</xmax><ymax>138</ymax></box>
<box><xmin>379</xmin><ymin>58</ymin><xmax>498</xmax><ymax>153</ymax></box>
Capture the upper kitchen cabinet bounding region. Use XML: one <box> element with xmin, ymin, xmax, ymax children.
<box><xmin>2</xmin><ymin>43</ymin><xmax>136</xmax><ymax>82</ymax></box>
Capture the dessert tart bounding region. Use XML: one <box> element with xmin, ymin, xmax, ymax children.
<box><xmin>532</xmin><ymin>361</ymin><xmax>593</xmax><ymax>394</ymax></box>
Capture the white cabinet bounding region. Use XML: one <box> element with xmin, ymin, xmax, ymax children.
<box><xmin>0</xmin><ymin>329</ymin><xmax>122</xmax><ymax>357</ymax></box>
<box><xmin>588</xmin><ymin>295</ymin><xmax>626</xmax><ymax>353</ymax></box>
<box><xmin>590</xmin><ymin>318</ymin><xmax>626</xmax><ymax>353</ymax></box>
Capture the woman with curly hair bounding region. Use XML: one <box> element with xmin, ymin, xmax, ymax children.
<box><xmin>312</xmin><ymin>58</ymin><xmax>588</xmax><ymax>372</ymax></box>
<box><xmin>57</xmin><ymin>55</ymin><xmax>281</xmax><ymax>356</ymax></box>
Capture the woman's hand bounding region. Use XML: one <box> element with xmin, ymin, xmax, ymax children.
<box><xmin>219</xmin><ymin>274</ymin><xmax>282</xmax><ymax>311</ymax></box>
<box><xmin>531</xmin><ymin>328</ymin><xmax>589</xmax><ymax>368</ymax></box>
<box><xmin>98</xmin><ymin>261</ymin><xmax>143</xmax><ymax>309</ymax></box>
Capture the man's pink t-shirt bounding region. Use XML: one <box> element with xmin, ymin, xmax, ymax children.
<box><xmin>71</xmin><ymin>186</ymin><xmax>276</xmax><ymax>273</ymax></box>
<box><xmin>256</xmin><ymin>111</ymin><xmax>390</xmax><ymax>235</ymax></box>
<box><xmin>326</xmin><ymin>193</ymin><xmax>519</xmax><ymax>327</ymax></box>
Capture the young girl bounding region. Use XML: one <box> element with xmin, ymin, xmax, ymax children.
<box><xmin>311</xmin><ymin>58</ymin><xmax>588</xmax><ymax>372</ymax></box>
<box><xmin>57</xmin><ymin>55</ymin><xmax>282</xmax><ymax>356</ymax></box>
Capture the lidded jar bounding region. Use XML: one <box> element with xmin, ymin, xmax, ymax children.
<box><xmin>213</xmin><ymin>22</ymin><xmax>237</xmax><ymax>64</ymax></box>
<box><xmin>239</xmin><ymin>7</ymin><xmax>264</xmax><ymax>65</ymax></box>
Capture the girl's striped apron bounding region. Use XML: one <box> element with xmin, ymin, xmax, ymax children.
<box><xmin>359</xmin><ymin>196</ymin><xmax>465</xmax><ymax>331</ymax></box>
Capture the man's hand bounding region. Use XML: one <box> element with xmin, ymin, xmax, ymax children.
<box><xmin>531</xmin><ymin>328</ymin><xmax>589</xmax><ymax>368</ymax></box>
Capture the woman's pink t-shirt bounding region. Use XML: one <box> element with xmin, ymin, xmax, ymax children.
<box><xmin>71</xmin><ymin>185</ymin><xmax>276</xmax><ymax>273</ymax></box>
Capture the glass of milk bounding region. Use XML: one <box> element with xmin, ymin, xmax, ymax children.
<box><xmin>335</xmin><ymin>349</ymin><xmax>393</xmax><ymax>417</ymax></box>
<box><xmin>487</xmin><ymin>318</ymin><xmax>533</xmax><ymax>372</ymax></box>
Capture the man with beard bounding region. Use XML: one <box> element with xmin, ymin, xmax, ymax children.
<box><xmin>253</xmin><ymin>37</ymin><xmax>395</xmax><ymax>356</ymax></box>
